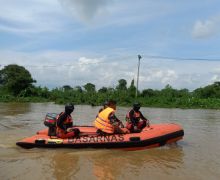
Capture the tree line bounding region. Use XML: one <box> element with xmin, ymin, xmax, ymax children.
<box><xmin>1</xmin><ymin>64</ymin><xmax>220</xmax><ymax>109</ymax></box>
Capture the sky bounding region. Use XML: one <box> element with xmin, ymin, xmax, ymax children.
<box><xmin>0</xmin><ymin>0</ymin><xmax>220</xmax><ymax>91</ymax></box>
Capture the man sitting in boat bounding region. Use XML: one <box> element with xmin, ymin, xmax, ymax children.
<box><xmin>126</xmin><ymin>102</ymin><xmax>150</xmax><ymax>133</ymax></box>
<box><xmin>98</xmin><ymin>100</ymin><xmax>108</xmax><ymax>113</ymax></box>
<box><xmin>94</xmin><ymin>100</ymin><xmax>129</xmax><ymax>134</ymax></box>
<box><xmin>56</xmin><ymin>103</ymin><xmax>80</xmax><ymax>138</ymax></box>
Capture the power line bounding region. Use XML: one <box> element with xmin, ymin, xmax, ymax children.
<box><xmin>143</xmin><ymin>55</ymin><xmax>220</xmax><ymax>61</ymax></box>
<box><xmin>0</xmin><ymin>54</ymin><xmax>220</xmax><ymax>68</ymax></box>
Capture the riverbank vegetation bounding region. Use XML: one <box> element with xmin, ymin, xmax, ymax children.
<box><xmin>1</xmin><ymin>64</ymin><xmax>220</xmax><ymax>109</ymax></box>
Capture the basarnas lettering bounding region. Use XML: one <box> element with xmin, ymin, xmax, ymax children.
<box><xmin>68</xmin><ymin>134</ymin><xmax>124</xmax><ymax>143</ymax></box>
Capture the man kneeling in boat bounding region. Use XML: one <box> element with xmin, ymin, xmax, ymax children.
<box><xmin>94</xmin><ymin>100</ymin><xmax>129</xmax><ymax>135</ymax></box>
<box><xmin>56</xmin><ymin>103</ymin><xmax>80</xmax><ymax>138</ymax></box>
<box><xmin>126</xmin><ymin>102</ymin><xmax>150</xmax><ymax>133</ymax></box>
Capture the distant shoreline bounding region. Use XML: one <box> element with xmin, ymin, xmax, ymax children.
<box><xmin>1</xmin><ymin>97</ymin><xmax>220</xmax><ymax>110</ymax></box>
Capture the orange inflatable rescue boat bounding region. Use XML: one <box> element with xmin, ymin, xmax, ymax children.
<box><xmin>16</xmin><ymin>123</ymin><xmax>184</xmax><ymax>150</ymax></box>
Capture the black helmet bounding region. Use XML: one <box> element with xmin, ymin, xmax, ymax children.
<box><xmin>65</xmin><ymin>103</ymin><xmax>74</xmax><ymax>114</ymax></box>
<box><xmin>133</xmin><ymin>102</ymin><xmax>141</xmax><ymax>111</ymax></box>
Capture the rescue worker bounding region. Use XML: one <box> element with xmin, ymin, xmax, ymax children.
<box><xmin>94</xmin><ymin>100</ymin><xmax>129</xmax><ymax>134</ymax></box>
<box><xmin>126</xmin><ymin>102</ymin><xmax>150</xmax><ymax>133</ymax></box>
<box><xmin>56</xmin><ymin>103</ymin><xmax>80</xmax><ymax>138</ymax></box>
<box><xmin>98</xmin><ymin>100</ymin><xmax>108</xmax><ymax>113</ymax></box>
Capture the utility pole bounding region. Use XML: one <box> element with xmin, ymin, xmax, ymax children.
<box><xmin>136</xmin><ymin>55</ymin><xmax>142</xmax><ymax>98</ymax></box>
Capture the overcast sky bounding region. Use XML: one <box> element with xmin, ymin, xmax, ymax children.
<box><xmin>0</xmin><ymin>0</ymin><xmax>220</xmax><ymax>91</ymax></box>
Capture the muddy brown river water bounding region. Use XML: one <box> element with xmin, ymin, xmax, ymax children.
<box><xmin>0</xmin><ymin>103</ymin><xmax>220</xmax><ymax>180</ymax></box>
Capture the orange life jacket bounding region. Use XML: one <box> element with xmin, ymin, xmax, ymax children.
<box><xmin>56</xmin><ymin>112</ymin><xmax>73</xmax><ymax>134</ymax></box>
<box><xmin>94</xmin><ymin>107</ymin><xmax>115</xmax><ymax>134</ymax></box>
<box><xmin>126</xmin><ymin>110</ymin><xmax>141</xmax><ymax>122</ymax></box>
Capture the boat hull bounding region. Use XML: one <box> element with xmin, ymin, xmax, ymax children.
<box><xmin>16</xmin><ymin>123</ymin><xmax>184</xmax><ymax>150</ymax></box>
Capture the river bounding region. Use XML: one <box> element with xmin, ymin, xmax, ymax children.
<box><xmin>0</xmin><ymin>103</ymin><xmax>220</xmax><ymax>180</ymax></box>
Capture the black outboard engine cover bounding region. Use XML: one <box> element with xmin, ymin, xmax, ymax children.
<box><xmin>44</xmin><ymin>113</ymin><xmax>58</xmax><ymax>136</ymax></box>
<box><xmin>44</xmin><ymin>113</ymin><xmax>58</xmax><ymax>127</ymax></box>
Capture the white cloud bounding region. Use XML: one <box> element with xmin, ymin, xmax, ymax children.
<box><xmin>0</xmin><ymin>0</ymin><xmax>69</xmax><ymax>34</ymax></box>
<box><xmin>211</xmin><ymin>67</ymin><xmax>220</xmax><ymax>82</ymax></box>
<box><xmin>141</xmin><ymin>69</ymin><xmax>178</xmax><ymax>85</ymax></box>
<box><xmin>213</xmin><ymin>67</ymin><xmax>220</xmax><ymax>73</ymax></box>
<box><xmin>1</xmin><ymin>50</ymin><xmax>219</xmax><ymax>90</ymax></box>
<box><xmin>0</xmin><ymin>0</ymin><xmax>176</xmax><ymax>36</ymax></box>
<box><xmin>78</xmin><ymin>57</ymin><xmax>102</xmax><ymax>65</ymax></box>
<box><xmin>59</xmin><ymin>0</ymin><xmax>111</xmax><ymax>24</ymax></box>
<box><xmin>58</xmin><ymin>0</ymin><xmax>173</xmax><ymax>28</ymax></box>
<box><xmin>0</xmin><ymin>50</ymin><xmax>134</xmax><ymax>88</ymax></box>
<box><xmin>192</xmin><ymin>15</ymin><xmax>220</xmax><ymax>39</ymax></box>
<box><xmin>0</xmin><ymin>0</ymin><xmax>164</xmax><ymax>37</ymax></box>
<box><xmin>211</xmin><ymin>74</ymin><xmax>220</xmax><ymax>82</ymax></box>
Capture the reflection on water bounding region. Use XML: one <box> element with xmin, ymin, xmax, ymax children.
<box><xmin>51</xmin><ymin>150</ymin><xmax>80</xmax><ymax>179</ymax></box>
<box><xmin>88</xmin><ymin>145</ymin><xmax>184</xmax><ymax>180</ymax></box>
<box><xmin>0</xmin><ymin>103</ymin><xmax>220</xmax><ymax>180</ymax></box>
<box><xmin>0</xmin><ymin>103</ymin><xmax>31</xmax><ymax>116</ymax></box>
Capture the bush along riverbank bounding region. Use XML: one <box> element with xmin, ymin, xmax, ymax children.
<box><xmin>1</xmin><ymin>83</ymin><xmax>220</xmax><ymax>109</ymax></box>
<box><xmin>1</xmin><ymin>64</ymin><xmax>220</xmax><ymax>109</ymax></box>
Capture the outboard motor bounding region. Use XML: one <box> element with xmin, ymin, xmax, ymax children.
<box><xmin>44</xmin><ymin>113</ymin><xmax>58</xmax><ymax>136</ymax></box>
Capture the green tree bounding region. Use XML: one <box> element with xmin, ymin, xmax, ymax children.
<box><xmin>116</xmin><ymin>79</ymin><xmax>127</xmax><ymax>90</ymax></box>
<box><xmin>74</xmin><ymin>86</ymin><xmax>83</xmax><ymax>93</ymax></box>
<box><xmin>0</xmin><ymin>64</ymin><xmax>36</xmax><ymax>96</ymax></box>
<box><xmin>193</xmin><ymin>81</ymin><xmax>220</xmax><ymax>98</ymax></box>
<box><xmin>83</xmin><ymin>83</ymin><xmax>96</xmax><ymax>92</ymax></box>
<box><xmin>98</xmin><ymin>87</ymin><xmax>108</xmax><ymax>93</ymax></box>
<box><xmin>128</xmin><ymin>79</ymin><xmax>136</xmax><ymax>98</ymax></box>
<box><xmin>142</xmin><ymin>88</ymin><xmax>156</xmax><ymax>97</ymax></box>
<box><xmin>62</xmin><ymin>85</ymin><xmax>72</xmax><ymax>91</ymax></box>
